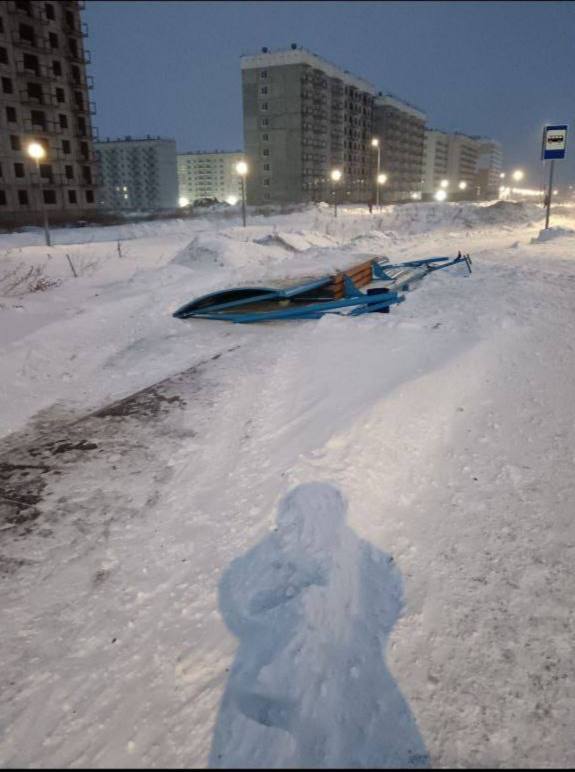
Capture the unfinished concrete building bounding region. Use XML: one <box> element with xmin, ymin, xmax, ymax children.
<box><xmin>0</xmin><ymin>0</ymin><xmax>99</xmax><ymax>227</ymax></box>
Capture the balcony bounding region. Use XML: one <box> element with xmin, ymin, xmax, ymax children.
<box><xmin>74</xmin><ymin>99</ymin><xmax>97</xmax><ymax>116</ymax></box>
<box><xmin>65</xmin><ymin>20</ymin><xmax>89</xmax><ymax>38</ymax></box>
<box><xmin>10</xmin><ymin>30</ymin><xmax>49</xmax><ymax>52</ymax></box>
<box><xmin>67</xmin><ymin>46</ymin><xmax>91</xmax><ymax>64</ymax></box>
<box><xmin>19</xmin><ymin>88</ymin><xmax>55</xmax><ymax>107</ymax></box>
<box><xmin>22</xmin><ymin>116</ymin><xmax>58</xmax><ymax>133</ymax></box>
<box><xmin>74</xmin><ymin>124</ymin><xmax>99</xmax><ymax>141</ymax></box>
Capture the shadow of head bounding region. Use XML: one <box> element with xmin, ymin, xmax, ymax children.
<box><xmin>276</xmin><ymin>482</ymin><xmax>347</xmax><ymax>551</ymax></box>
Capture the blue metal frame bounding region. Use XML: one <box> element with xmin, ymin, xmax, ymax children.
<box><xmin>184</xmin><ymin>289</ymin><xmax>404</xmax><ymax>323</ymax></box>
<box><xmin>173</xmin><ymin>253</ymin><xmax>471</xmax><ymax>324</ymax></box>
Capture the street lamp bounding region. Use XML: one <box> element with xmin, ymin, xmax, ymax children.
<box><xmin>178</xmin><ymin>196</ymin><xmax>189</xmax><ymax>208</ymax></box>
<box><xmin>440</xmin><ymin>179</ymin><xmax>449</xmax><ymax>189</ymax></box>
<box><xmin>235</xmin><ymin>160</ymin><xmax>248</xmax><ymax>227</ymax></box>
<box><xmin>371</xmin><ymin>137</ymin><xmax>381</xmax><ymax>209</ymax></box>
<box><xmin>434</xmin><ymin>189</ymin><xmax>447</xmax><ymax>202</ymax></box>
<box><xmin>330</xmin><ymin>168</ymin><xmax>342</xmax><ymax>218</ymax></box>
<box><xmin>512</xmin><ymin>169</ymin><xmax>524</xmax><ymax>183</ymax></box>
<box><xmin>458</xmin><ymin>181</ymin><xmax>467</xmax><ymax>190</ymax></box>
<box><xmin>27</xmin><ymin>141</ymin><xmax>51</xmax><ymax>247</ymax></box>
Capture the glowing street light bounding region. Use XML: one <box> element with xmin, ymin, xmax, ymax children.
<box><xmin>226</xmin><ymin>194</ymin><xmax>238</xmax><ymax>206</ymax></box>
<box><xmin>26</xmin><ymin>142</ymin><xmax>51</xmax><ymax>246</ymax></box>
<box><xmin>235</xmin><ymin>160</ymin><xmax>248</xmax><ymax>227</ymax></box>
<box><xmin>512</xmin><ymin>169</ymin><xmax>524</xmax><ymax>182</ymax></box>
<box><xmin>178</xmin><ymin>196</ymin><xmax>189</xmax><ymax>208</ymax></box>
<box><xmin>377</xmin><ymin>173</ymin><xmax>388</xmax><ymax>186</ymax></box>
<box><xmin>371</xmin><ymin>138</ymin><xmax>382</xmax><ymax>209</ymax></box>
<box><xmin>434</xmin><ymin>189</ymin><xmax>447</xmax><ymax>202</ymax></box>
<box><xmin>440</xmin><ymin>179</ymin><xmax>449</xmax><ymax>189</ymax></box>
<box><xmin>458</xmin><ymin>181</ymin><xmax>467</xmax><ymax>190</ymax></box>
<box><xmin>330</xmin><ymin>168</ymin><xmax>342</xmax><ymax>217</ymax></box>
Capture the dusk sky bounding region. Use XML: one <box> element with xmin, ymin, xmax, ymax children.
<box><xmin>85</xmin><ymin>0</ymin><xmax>575</xmax><ymax>187</ymax></box>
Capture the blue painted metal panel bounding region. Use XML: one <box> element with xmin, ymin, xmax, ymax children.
<box><xmin>186</xmin><ymin>290</ymin><xmax>403</xmax><ymax>323</ymax></box>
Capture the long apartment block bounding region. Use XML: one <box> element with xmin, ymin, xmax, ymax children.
<box><xmin>374</xmin><ymin>93</ymin><xmax>427</xmax><ymax>202</ymax></box>
<box><xmin>0</xmin><ymin>0</ymin><xmax>98</xmax><ymax>226</ymax></box>
<box><xmin>177</xmin><ymin>150</ymin><xmax>243</xmax><ymax>205</ymax></box>
<box><xmin>241</xmin><ymin>46</ymin><xmax>377</xmax><ymax>206</ymax></box>
<box><xmin>95</xmin><ymin>136</ymin><xmax>178</xmax><ymax>212</ymax></box>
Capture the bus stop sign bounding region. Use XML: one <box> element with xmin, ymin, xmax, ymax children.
<box><xmin>542</xmin><ymin>125</ymin><xmax>568</xmax><ymax>160</ymax></box>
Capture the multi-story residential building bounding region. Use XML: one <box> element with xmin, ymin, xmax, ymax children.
<box><xmin>373</xmin><ymin>93</ymin><xmax>426</xmax><ymax>202</ymax></box>
<box><xmin>177</xmin><ymin>150</ymin><xmax>243</xmax><ymax>205</ymax></box>
<box><xmin>475</xmin><ymin>137</ymin><xmax>503</xmax><ymax>200</ymax></box>
<box><xmin>422</xmin><ymin>129</ymin><xmax>449</xmax><ymax>197</ymax></box>
<box><xmin>241</xmin><ymin>45</ymin><xmax>376</xmax><ymax>206</ymax></box>
<box><xmin>95</xmin><ymin>136</ymin><xmax>178</xmax><ymax>212</ymax></box>
<box><xmin>0</xmin><ymin>0</ymin><xmax>99</xmax><ymax>226</ymax></box>
<box><xmin>423</xmin><ymin>129</ymin><xmax>480</xmax><ymax>200</ymax></box>
<box><xmin>446</xmin><ymin>132</ymin><xmax>481</xmax><ymax>197</ymax></box>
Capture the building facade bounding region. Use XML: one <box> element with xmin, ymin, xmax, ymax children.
<box><xmin>422</xmin><ymin>129</ymin><xmax>449</xmax><ymax>197</ymax></box>
<box><xmin>241</xmin><ymin>46</ymin><xmax>376</xmax><ymax>206</ymax></box>
<box><xmin>475</xmin><ymin>137</ymin><xmax>503</xmax><ymax>200</ymax></box>
<box><xmin>373</xmin><ymin>93</ymin><xmax>426</xmax><ymax>202</ymax></box>
<box><xmin>446</xmin><ymin>132</ymin><xmax>481</xmax><ymax>197</ymax></box>
<box><xmin>423</xmin><ymin>129</ymin><xmax>481</xmax><ymax>200</ymax></box>
<box><xmin>177</xmin><ymin>150</ymin><xmax>243</xmax><ymax>205</ymax></box>
<box><xmin>95</xmin><ymin>136</ymin><xmax>178</xmax><ymax>212</ymax></box>
<box><xmin>0</xmin><ymin>0</ymin><xmax>99</xmax><ymax>226</ymax></box>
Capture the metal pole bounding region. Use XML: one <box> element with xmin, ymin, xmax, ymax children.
<box><xmin>376</xmin><ymin>145</ymin><xmax>381</xmax><ymax>210</ymax></box>
<box><xmin>241</xmin><ymin>176</ymin><xmax>246</xmax><ymax>228</ymax></box>
<box><xmin>334</xmin><ymin>184</ymin><xmax>338</xmax><ymax>218</ymax></box>
<box><xmin>36</xmin><ymin>159</ymin><xmax>51</xmax><ymax>247</ymax></box>
<box><xmin>544</xmin><ymin>159</ymin><xmax>555</xmax><ymax>230</ymax></box>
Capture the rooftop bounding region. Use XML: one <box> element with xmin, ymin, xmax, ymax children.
<box><xmin>96</xmin><ymin>135</ymin><xmax>176</xmax><ymax>144</ymax></box>
<box><xmin>240</xmin><ymin>45</ymin><xmax>376</xmax><ymax>95</ymax></box>
<box><xmin>375</xmin><ymin>92</ymin><xmax>427</xmax><ymax>121</ymax></box>
<box><xmin>178</xmin><ymin>150</ymin><xmax>243</xmax><ymax>157</ymax></box>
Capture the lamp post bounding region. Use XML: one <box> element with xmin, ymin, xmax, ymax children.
<box><xmin>377</xmin><ymin>173</ymin><xmax>387</xmax><ymax>210</ymax></box>
<box><xmin>510</xmin><ymin>169</ymin><xmax>524</xmax><ymax>198</ymax></box>
<box><xmin>371</xmin><ymin>137</ymin><xmax>381</xmax><ymax>209</ymax></box>
<box><xmin>27</xmin><ymin>141</ymin><xmax>51</xmax><ymax>247</ymax></box>
<box><xmin>236</xmin><ymin>160</ymin><xmax>248</xmax><ymax>227</ymax></box>
<box><xmin>330</xmin><ymin>169</ymin><xmax>342</xmax><ymax>217</ymax></box>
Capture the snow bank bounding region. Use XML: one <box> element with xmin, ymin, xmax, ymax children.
<box><xmin>530</xmin><ymin>226</ymin><xmax>575</xmax><ymax>243</ymax></box>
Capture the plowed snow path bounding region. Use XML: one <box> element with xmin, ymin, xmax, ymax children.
<box><xmin>1</xmin><ymin>216</ymin><xmax>575</xmax><ymax>767</ymax></box>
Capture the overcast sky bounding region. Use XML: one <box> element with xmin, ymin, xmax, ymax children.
<box><xmin>85</xmin><ymin>0</ymin><xmax>575</xmax><ymax>186</ymax></box>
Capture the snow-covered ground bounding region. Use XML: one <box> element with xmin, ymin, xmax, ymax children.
<box><xmin>1</xmin><ymin>201</ymin><xmax>575</xmax><ymax>767</ymax></box>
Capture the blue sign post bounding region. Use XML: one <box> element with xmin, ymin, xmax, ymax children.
<box><xmin>542</xmin><ymin>125</ymin><xmax>568</xmax><ymax>228</ymax></box>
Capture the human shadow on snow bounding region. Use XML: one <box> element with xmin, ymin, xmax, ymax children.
<box><xmin>210</xmin><ymin>482</ymin><xmax>429</xmax><ymax>768</ymax></box>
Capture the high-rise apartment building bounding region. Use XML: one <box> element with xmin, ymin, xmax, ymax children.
<box><xmin>422</xmin><ymin>129</ymin><xmax>449</xmax><ymax>197</ymax></box>
<box><xmin>475</xmin><ymin>137</ymin><xmax>503</xmax><ymax>200</ymax></box>
<box><xmin>241</xmin><ymin>46</ymin><xmax>376</xmax><ymax>206</ymax></box>
<box><xmin>373</xmin><ymin>93</ymin><xmax>426</xmax><ymax>202</ymax></box>
<box><xmin>422</xmin><ymin>129</ymin><xmax>481</xmax><ymax>200</ymax></box>
<box><xmin>446</xmin><ymin>132</ymin><xmax>481</xmax><ymax>196</ymax></box>
<box><xmin>0</xmin><ymin>0</ymin><xmax>99</xmax><ymax>226</ymax></box>
<box><xmin>95</xmin><ymin>136</ymin><xmax>178</xmax><ymax>212</ymax></box>
<box><xmin>177</xmin><ymin>150</ymin><xmax>243</xmax><ymax>205</ymax></box>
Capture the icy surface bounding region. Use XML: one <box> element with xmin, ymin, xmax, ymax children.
<box><xmin>1</xmin><ymin>201</ymin><xmax>575</xmax><ymax>768</ymax></box>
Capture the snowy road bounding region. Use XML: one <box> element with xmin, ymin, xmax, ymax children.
<box><xmin>1</xmin><ymin>202</ymin><xmax>575</xmax><ymax>767</ymax></box>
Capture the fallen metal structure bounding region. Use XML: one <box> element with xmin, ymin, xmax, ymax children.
<box><xmin>173</xmin><ymin>253</ymin><xmax>471</xmax><ymax>324</ymax></box>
